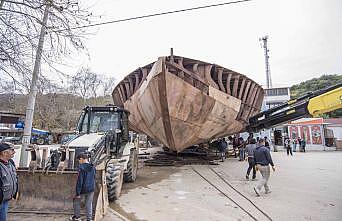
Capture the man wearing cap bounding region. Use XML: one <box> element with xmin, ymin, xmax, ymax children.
<box><xmin>253</xmin><ymin>138</ymin><xmax>275</xmax><ymax>196</ymax></box>
<box><xmin>70</xmin><ymin>153</ymin><xmax>96</xmax><ymax>221</ymax></box>
<box><xmin>0</xmin><ymin>142</ymin><xmax>18</xmax><ymax>221</ymax></box>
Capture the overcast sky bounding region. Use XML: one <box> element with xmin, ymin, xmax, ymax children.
<box><xmin>74</xmin><ymin>0</ymin><xmax>342</xmax><ymax>88</ymax></box>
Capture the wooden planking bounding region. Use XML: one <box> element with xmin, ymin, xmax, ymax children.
<box><xmin>112</xmin><ymin>55</ymin><xmax>264</xmax><ymax>151</ymax></box>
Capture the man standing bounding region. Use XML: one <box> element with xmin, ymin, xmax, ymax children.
<box><xmin>70</xmin><ymin>153</ymin><xmax>96</xmax><ymax>221</ymax></box>
<box><xmin>0</xmin><ymin>142</ymin><xmax>18</xmax><ymax>221</ymax></box>
<box><xmin>284</xmin><ymin>137</ymin><xmax>292</xmax><ymax>156</ymax></box>
<box><xmin>292</xmin><ymin>138</ymin><xmax>297</xmax><ymax>152</ymax></box>
<box><xmin>238</xmin><ymin>137</ymin><xmax>245</xmax><ymax>161</ymax></box>
<box><xmin>253</xmin><ymin>138</ymin><xmax>275</xmax><ymax>196</ymax></box>
<box><xmin>218</xmin><ymin>138</ymin><xmax>228</xmax><ymax>162</ymax></box>
<box><xmin>301</xmin><ymin>139</ymin><xmax>306</xmax><ymax>152</ymax></box>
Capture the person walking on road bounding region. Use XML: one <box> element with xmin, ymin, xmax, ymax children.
<box><xmin>0</xmin><ymin>142</ymin><xmax>18</xmax><ymax>221</ymax></box>
<box><xmin>245</xmin><ymin>138</ymin><xmax>257</xmax><ymax>180</ymax></box>
<box><xmin>70</xmin><ymin>153</ymin><xmax>96</xmax><ymax>221</ymax></box>
<box><xmin>253</xmin><ymin>138</ymin><xmax>275</xmax><ymax>196</ymax></box>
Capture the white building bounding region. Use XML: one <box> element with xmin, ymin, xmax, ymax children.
<box><xmin>263</xmin><ymin>87</ymin><xmax>291</xmax><ymax>109</ymax></box>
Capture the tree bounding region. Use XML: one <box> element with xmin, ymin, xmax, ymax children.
<box><xmin>0</xmin><ymin>0</ymin><xmax>94</xmax><ymax>87</ymax></box>
<box><xmin>0</xmin><ymin>0</ymin><xmax>95</xmax><ymax>166</ymax></box>
<box><xmin>70</xmin><ymin>67</ymin><xmax>99</xmax><ymax>101</ymax></box>
<box><xmin>291</xmin><ymin>74</ymin><xmax>342</xmax><ymax>99</ymax></box>
<box><xmin>100</xmin><ymin>75</ymin><xmax>116</xmax><ymax>97</ymax></box>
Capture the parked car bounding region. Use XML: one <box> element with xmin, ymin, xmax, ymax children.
<box><xmin>3</xmin><ymin>136</ymin><xmax>22</xmax><ymax>144</ymax></box>
<box><xmin>31</xmin><ymin>134</ymin><xmax>53</xmax><ymax>145</ymax></box>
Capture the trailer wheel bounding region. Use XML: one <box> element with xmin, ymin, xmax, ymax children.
<box><xmin>106</xmin><ymin>163</ymin><xmax>123</xmax><ymax>202</ymax></box>
<box><xmin>124</xmin><ymin>149</ymin><xmax>138</xmax><ymax>182</ymax></box>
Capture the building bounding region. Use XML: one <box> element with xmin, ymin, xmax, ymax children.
<box><xmin>263</xmin><ymin>87</ymin><xmax>291</xmax><ymax>109</ymax></box>
<box><xmin>284</xmin><ymin>118</ymin><xmax>342</xmax><ymax>151</ymax></box>
<box><xmin>0</xmin><ymin>112</ymin><xmax>25</xmax><ymax>137</ymax></box>
<box><xmin>324</xmin><ymin>118</ymin><xmax>342</xmax><ymax>150</ymax></box>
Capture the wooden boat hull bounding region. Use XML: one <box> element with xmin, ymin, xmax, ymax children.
<box><xmin>113</xmin><ymin>56</ymin><xmax>264</xmax><ymax>152</ymax></box>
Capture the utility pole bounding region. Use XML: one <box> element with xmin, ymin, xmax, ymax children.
<box><xmin>20</xmin><ymin>2</ymin><xmax>50</xmax><ymax>167</ymax></box>
<box><xmin>259</xmin><ymin>35</ymin><xmax>272</xmax><ymax>89</ymax></box>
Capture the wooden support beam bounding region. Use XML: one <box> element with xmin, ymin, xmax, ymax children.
<box><xmin>128</xmin><ymin>77</ymin><xmax>134</xmax><ymax>95</ymax></box>
<box><xmin>242</xmin><ymin>81</ymin><xmax>251</xmax><ymax>103</ymax></box>
<box><xmin>217</xmin><ymin>68</ymin><xmax>226</xmax><ymax>92</ymax></box>
<box><xmin>124</xmin><ymin>81</ymin><xmax>131</xmax><ymax>98</ymax></box>
<box><xmin>232</xmin><ymin>75</ymin><xmax>240</xmax><ymax>97</ymax></box>
<box><xmin>204</xmin><ymin>64</ymin><xmax>219</xmax><ymax>89</ymax></box>
<box><xmin>226</xmin><ymin>73</ymin><xmax>232</xmax><ymax>95</ymax></box>
<box><xmin>134</xmin><ymin>73</ymin><xmax>140</xmax><ymax>92</ymax></box>
<box><xmin>238</xmin><ymin>78</ymin><xmax>246</xmax><ymax>99</ymax></box>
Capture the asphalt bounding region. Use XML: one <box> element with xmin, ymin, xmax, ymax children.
<box><xmin>111</xmin><ymin>150</ymin><xmax>342</xmax><ymax>221</ymax></box>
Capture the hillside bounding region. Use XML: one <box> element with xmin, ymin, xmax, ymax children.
<box><xmin>0</xmin><ymin>93</ymin><xmax>113</xmax><ymax>132</ymax></box>
<box><xmin>290</xmin><ymin>74</ymin><xmax>341</xmax><ymax>118</ymax></box>
<box><xmin>290</xmin><ymin>74</ymin><xmax>341</xmax><ymax>98</ymax></box>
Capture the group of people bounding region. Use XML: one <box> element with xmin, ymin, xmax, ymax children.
<box><xmin>0</xmin><ymin>142</ymin><xmax>96</xmax><ymax>221</ymax></box>
<box><xmin>284</xmin><ymin>137</ymin><xmax>306</xmax><ymax>155</ymax></box>
<box><xmin>217</xmin><ymin>134</ymin><xmax>276</xmax><ymax>197</ymax></box>
<box><xmin>219</xmin><ymin>134</ymin><xmax>273</xmax><ymax>161</ymax></box>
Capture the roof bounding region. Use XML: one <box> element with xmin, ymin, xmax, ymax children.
<box><xmin>323</xmin><ymin>118</ymin><xmax>342</xmax><ymax>125</ymax></box>
<box><xmin>286</xmin><ymin>118</ymin><xmax>324</xmax><ymax>125</ymax></box>
<box><xmin>0</xmin><ymin>112</ymin><xmax>25</xmax><ymax>117</ymax></box>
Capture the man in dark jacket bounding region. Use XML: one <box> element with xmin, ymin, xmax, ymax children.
<box><xmin>245</xmin><ymin>138</ymin><xmax>257</xmax><ymax>180</ymax></box>
<box><xmin>70</xmin><ymin>153</ymin><xmax>96</xmax><ymax>221</ymax></box>
<box><xmin>253</xmin><ymin>138</ymin><xmax>275</xmax><ymax>197</ymax></box>
<box><xmin>218</xmin><ymin>138</ymin><xmax>228</xmax><ymax>162</ymax></box>
<box><xmin>0</xmin><ymin>142</ymin><xmax>18</xmax><ymax>221</ymax></box>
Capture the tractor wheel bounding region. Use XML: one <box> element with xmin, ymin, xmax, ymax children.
<box><xmin>124</xmin><ymin>149</ymin><xmax>138</xmax><ymax>182</ymax></box>
<box><xmin>106</xmin><ymin>163</ymin><xmax>123</xmax><ymax>202</ymax></box>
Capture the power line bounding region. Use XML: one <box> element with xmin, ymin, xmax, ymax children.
<box><xmin>3</xmin><ymin>0</ymin><xmax>253</xmax><ymax>53</ymax></box>
<box><xmin>54</xmin><ymin>0</ymin><xmax>253</xmax><ymax>32</ymax></box>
